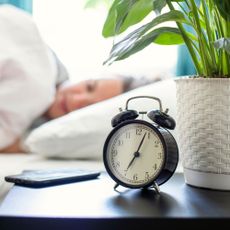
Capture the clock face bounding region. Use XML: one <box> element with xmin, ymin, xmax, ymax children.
<box><xmin>104</xmin><ymin>120</ymin><xmax>165</xmax><ymax>188</ymax></box>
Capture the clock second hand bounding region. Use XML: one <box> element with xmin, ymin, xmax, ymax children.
<box><xmin>126</xmin><ymin>132</ymin><xmax>147</xmax><ymax>171</ymax></box>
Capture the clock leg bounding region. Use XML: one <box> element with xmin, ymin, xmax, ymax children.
<box><xmin>114</xmin><ymin>183</ymin><xmax>119</xmax><ymax>191</ymax></box>
<box><xmin>152</xmin><ymin>181</ymin><xmax>161</xmax><ymax>194</ymax></box>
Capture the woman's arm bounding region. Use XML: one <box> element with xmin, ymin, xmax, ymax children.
<box><xmin>0</xmin><ymin>138</ymin><xmax>25</xmax><ymax>153</ymax></box>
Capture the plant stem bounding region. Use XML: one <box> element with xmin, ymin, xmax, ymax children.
<box><xmin>166</xmin><ymin>0</ymin><xmax>202</xmax><ymax>75</ymax></box>
<box><xmin>221</xmin><ymin>18</ymin><xmax>230</xmax><ymax>75</ymax></box>
<box><xmin>213</xmin><ymin>5</ymin><xmax>228</xmax><ymax>76</ymax></box>
<box><xmin>190</xmin><ymin>0</ymin><xmax>212</xmax><ymax>76</ymax></box>
<box><xmin>201</xmin><ymin>0</ymin><xmax>217</xmax><ymax>73</ymax></box>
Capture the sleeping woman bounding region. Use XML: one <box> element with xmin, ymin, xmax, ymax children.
<box><xmin>0</xmin><ymin>4</ymin><xmax>161</xmax><ymax>153</ymax></box>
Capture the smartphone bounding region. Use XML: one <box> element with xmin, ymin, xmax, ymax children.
<box><xmin>5</xmin><ymin>168</ymin><xmax>101</xmax><ymax>188</ymax></box>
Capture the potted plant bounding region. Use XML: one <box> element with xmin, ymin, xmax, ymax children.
<box><xmin>102</xmin><ymin>0</ymin><xmax>230</xmax><ymax>190</ymax></box>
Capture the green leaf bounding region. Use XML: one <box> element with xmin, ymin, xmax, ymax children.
<box><xmin>104</xmin><ymin>10</ymin><xmax>189</xmax><ymax>64</ymax></box>
<box><xmin>152</xmin><ymin>0</ymin><xmax>184</xmax><ymax>15</ymax></box>
<box><xmin>214</xmin><ymin>38</ymin><xmax>230</xmax><ymax>54</ymax></box>
<box><xmin>119</xmin><ymin>0</ymin><xmax>154</xmax><ymax>34</ymax></box>
<box><xmin>102</xmin><ymin>0</ymin><xmax>120</xmax><ymax>37</ymax></box>
<box><xmin>153</xmin><ymin>0</ymin><xmax>166</xmax><ymax>15</ymax></box>
<box><xmin>102</xmin><ymin>0</ymin><xmax>138</xmax><ymax>37</ymax></box>
<box><xmin>213</xmin><ymin>0</ymin><xmax>230</xmax><ymax>20</ymax></box>
<box><xmin>104</xmin><ymin>10</ymin><xmax>187</xmax><ymax>64</ymax></box>
<box><xmin>102</xmin><ymin>0</ymin><xmax>153</xmax><ymax>37</ymax></box>
<box><xmin>153</xmin><ymin>28</ymin><xmax>184</xmax><ymax>45</ymax></box>
<box><xmin>114</xmin><ymin>10</ymin><xmax>187</xmax><ymax>50</ymax></box>
<box><xmin>114</xmin><ymin>0</ymin><xmax>138</xmax><ymax>34</ymax></box>
<box><xmin>106</xmin><ymin>27</ymin><xmax>182</xmax><ymax>63</ymax></box>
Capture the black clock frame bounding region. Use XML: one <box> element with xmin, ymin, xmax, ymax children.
<box><xmin>103</xmin><ymin>119</ymin><xmax>179</xmax><ymax>189</ymax></box>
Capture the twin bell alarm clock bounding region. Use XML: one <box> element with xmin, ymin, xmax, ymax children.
<box><xmin>103</xmin><ymin>96</ymin><xmax>179</xmax><ymax>193</ymax></box>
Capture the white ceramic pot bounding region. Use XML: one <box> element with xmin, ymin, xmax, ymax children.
<box><xmin>176</xmin><ymin>77</ymin><xmax>230</xmax><ymax>190</ymax></box>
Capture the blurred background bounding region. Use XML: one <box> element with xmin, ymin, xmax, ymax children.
<box><xmin>0</xmin><ymin>0</ymin><xmax>195</xmax><ymax>82</ymax></box>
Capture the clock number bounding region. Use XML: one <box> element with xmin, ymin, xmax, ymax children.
<box><xmin>145</xmin><ymin>172</ymin><xmax>150</xmax><ymax>180</ymax></box>
<box><xmin>112</xmin><ymin>149</ymin><xmax>118</xmax><ymax>157</ymax></box>
<box><xmin>154</xmin><ymin>140</ymin><xmax>160</xmax><ymax>148</ymax></box>
<box><xmin>118</xmin><ymin>140</ymin><xmax>123</xmax><ymax>146</ymax></box>
<box><xmin>115</xmin><ymin>161</ymin><xmax>120</xmax><ymax>168</ymax></box>
<box><xmin>153</xmin><ymin>163</ymin><xmax>157</xmax><ymax>170</ymax></box>
<box><xmin>133</xmin><ymin>174</ymin><xmax>138</xmax><ymax>181</ymax></box>
<box><xmin>157</xmin><ymin>152</ymin><xmax>162</xmax><ymax>159</ymax></box>
<box><xmin>136</xmin><ymin>128</ymin><xmax>142</xmax><ymax>135</ymax></box>
<box><xmin>125</xmin><ymin>132</ymin><xmax>131</xmax><ymax>139</ymax></box>
<box><xmin>147</xmin><ymin>132</ymin><xmax>151</xmax><ymax>139</ymax></box>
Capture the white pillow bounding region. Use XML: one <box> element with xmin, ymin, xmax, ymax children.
<box><xmin>25</xmin><ymin>79</ymin><xmax>177</xmax><ymax>160</ymax></box>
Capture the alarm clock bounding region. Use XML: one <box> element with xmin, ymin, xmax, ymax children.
<box><xmin>103</xmin><ymin>96</ymin><xmax>179</xmax><ymax>193</ymax></box>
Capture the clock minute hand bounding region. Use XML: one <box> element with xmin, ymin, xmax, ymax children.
<box><xmin>136</xmin><ymin>132</ymin><xmax>147</xmax><ymax>152</ymax></box>
<box><xmin>126</xmin><ymin>132</ymin><xmax>147</xmax><ymax>171</ymax></box>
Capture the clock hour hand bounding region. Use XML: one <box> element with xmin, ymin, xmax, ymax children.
<box><xmin>126</xmin><ymin>132</ymin><xmax>147</xmax><ymax>171</ymax></box>
<box><xmin>126</xmin><ymin>151</ymin><xmax>140</xmax><ymax>171</ymax></box>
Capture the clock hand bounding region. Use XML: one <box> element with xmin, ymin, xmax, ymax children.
<box><xmin>126</xmin><ymin>132</ymin><xmax>147</xmax><ymax>171</ymax></box>
<box><xmin>136</xmin><ymin>132</ymin><xmax>147</xmax><ymax>153</ymax></box>
<box><xmin>126</xmin><ymin>151</ymin><xmax>140</xmax><ymax>171</ymax></box>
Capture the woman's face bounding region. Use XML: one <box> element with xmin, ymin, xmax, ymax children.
<box><xmin>46</xmin><ymin>78</ymin><xmax>123</xmax><ymax>119</ymax></box>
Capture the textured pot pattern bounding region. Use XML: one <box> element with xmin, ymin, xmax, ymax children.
<box><xmin>176</xmin><ymin>78</ymin><xmax>230</xmax><ymax>175</ymax></box>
